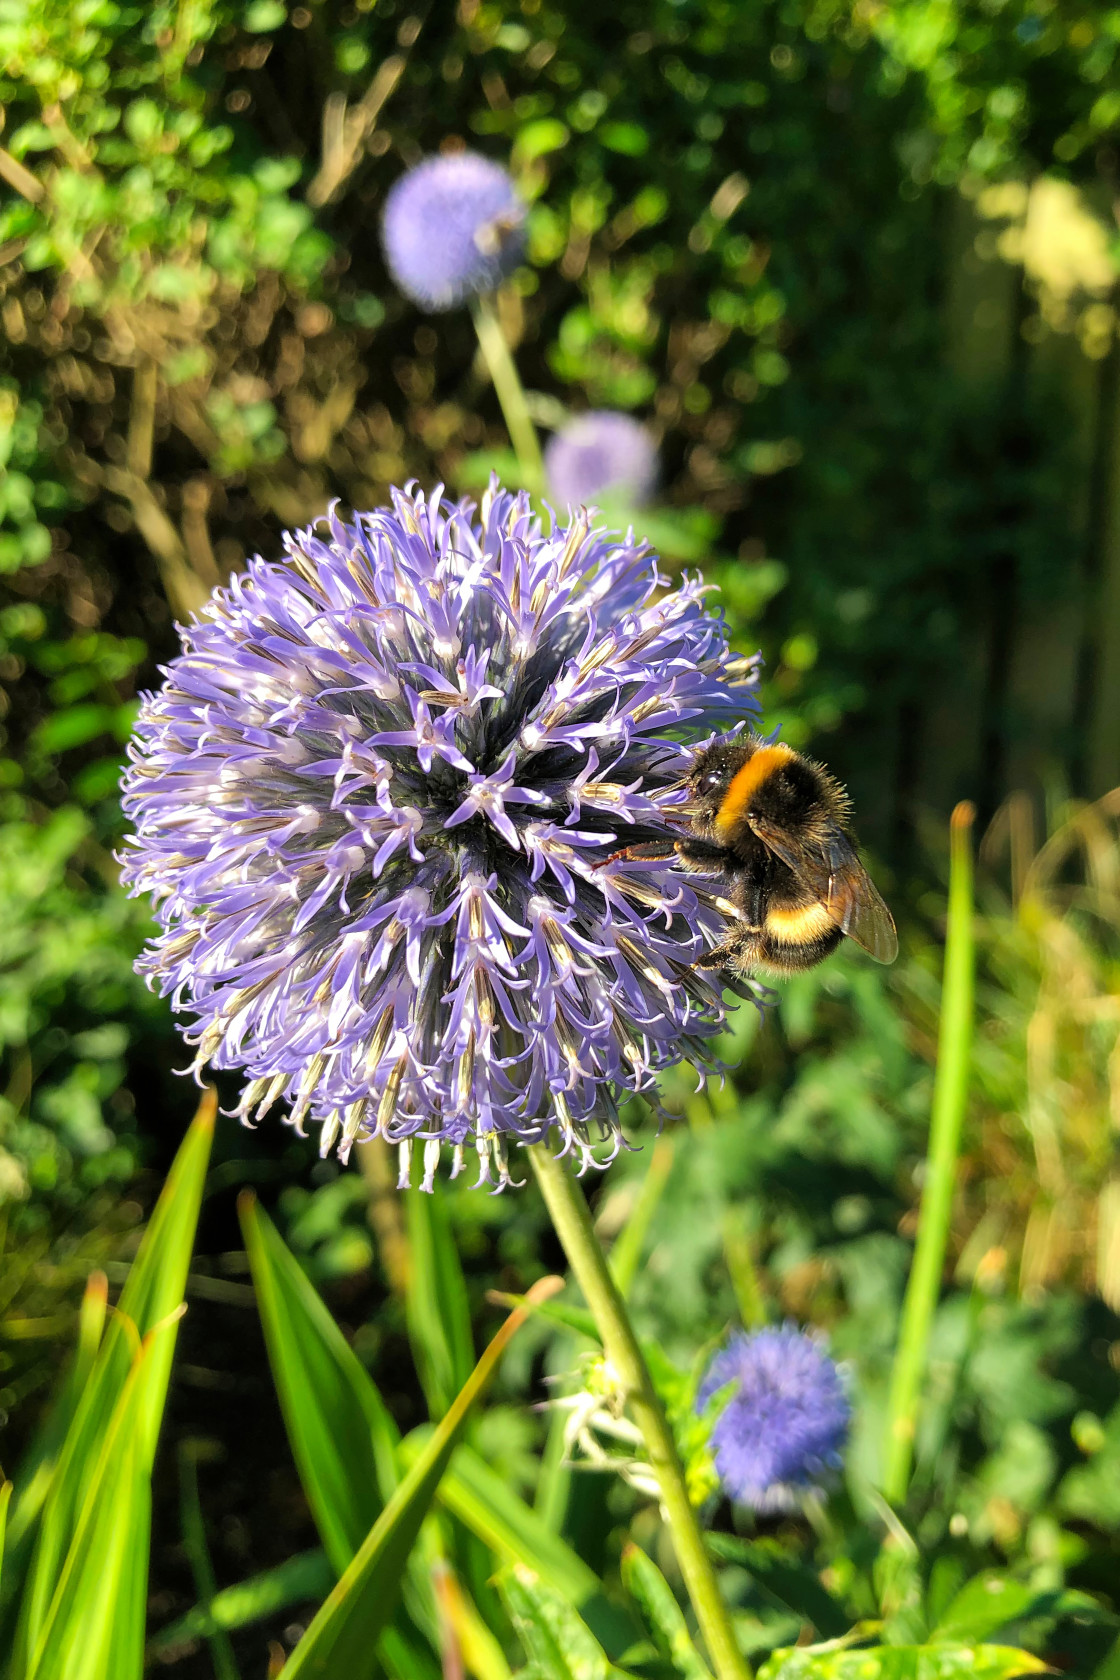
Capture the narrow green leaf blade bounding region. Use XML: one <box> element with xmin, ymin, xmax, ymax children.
<box><xmin>621</xmin><ymin>1543</ymin><xmax>712</xmax><ymax>1680</ymax></box>
<box><xmin>148</xmin><ymin>1550</ymin><xmax>335</xmax><ymax>1655</ymax></box>
<box><xmin>5</xmin><ymin>1271</ymin><xmax>108</xmax><ymax>1562</ymax></box>
<box><xmin>280</xmin><ymin>1277</ymin><xmax>561</xmax><ymax>1680</ymax></box>
<box><xmin>401</xmin><ymin>1436</ymin><xmax>599</xmax><ymax>1607</ymax></box>
<box><xmin>405</xmin><ymin>1184</ymin><xmax>474</xmax><ymax>1418</ymax></box>
<box><xmin>13</xmin><ymin>1093</ymin><xmax>214</xmax><ymax>1671</ymax></box>
<box><xmin>26</xmin><ymin>1322</ymin><xmax>175</xmax><ymax>1680</ymax></box>
<box><xmin>0</xmin><ymin>1481</ymin><xmax>11</xmax><ymax>1600</ymax></box>
<box><xmin>239</xmin><ymin>1191</ymin><xmax>400</xmax><ymax>1574</ymax></box>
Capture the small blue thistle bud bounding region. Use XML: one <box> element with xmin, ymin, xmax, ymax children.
<box><xmin>121</xmin><ymin>482</ymin><xmax>761</xmax><ymax>1188</ymax></box>
<box><xmin>381</xmin><ymin>152</ymin><xmax>526</xmax><ymax>311</ymax></box>
<box><xmin>697</xmin><ymin>1327</ymin><xmax>850</xmax><ymax>1510</ymax></box>
<box><xmin>545</xmin><ymin>411</ymin><xmax>658</xmax><ymax>509</ymax></box>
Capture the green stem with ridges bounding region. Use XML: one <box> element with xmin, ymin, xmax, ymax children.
<box><xmin>530</xmin><ymin>1146</ymin><xmax>751</xmax><ymax>1680</ymax></box>
<box><xmin>470</xmin><ymin>293</ymin><xmax>544</xmax><ymax>493</ymax></box>
<box><xmin>883</xmin><ymin>801</ymin><xmax>976</xmax><ymax>1505</ymax></box>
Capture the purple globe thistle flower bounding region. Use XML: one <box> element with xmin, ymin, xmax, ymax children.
<box><xmin>697</xmin><ymin>1327</ymin><xmax>850</xmax><ymax>1511</ymax></box>
<box><xmin>545</xmin><ymin>412</ymin><xmax>658</xmax><ymax>510</ymax></box>
<box><xmin>121</xmin><ymin>481</ymin><xmax>761</xmax><ymax>1189</ymax></box>
<box><xmin>381</xmin><ymin>152</ymin><xmax>526</xmax><ymax>312</ymax></box>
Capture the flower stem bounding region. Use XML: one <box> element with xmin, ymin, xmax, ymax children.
<box><xmin>530</xmin><ymin>1145</ymin><xmax>751</xmax><ymax>1680</ymax></box>
<box><xmin>470</xmin><ymin>292</ymin><xmax>545</xmax><ymax>493</ymax></box>
<box><xmin>883</xmin><ymin>801</ymin><xmax>976</xmax><ymax>1505</ymax></box>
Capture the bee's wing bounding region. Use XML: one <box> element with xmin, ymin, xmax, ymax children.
<box><xmin>747</xmin><ymin>816</ymin><xmax>899</xmax><ymax>964</ymax></box>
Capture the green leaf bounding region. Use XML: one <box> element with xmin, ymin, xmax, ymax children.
<box><xmin>279</xmin><ymin>1280</ymin><xmax>559</xmax><ymax>1680</ymax></box>
<box><xmin>31</xmin><ymin>704</ymin><xmax>114</xmax><ymax>755</ymax></box>
<box><xmin>608</xmin><ymin>1140</ymin><xmax>675</xmax><ymax>1299</ymax></box>
<box><xmin>931</xmin><ymin>1574</ymin><xmax>1052</xmax><ymax>1644</ymax></box>
<box><xmin>757</xmin><ymin>1645</ymin><xmax>1048</xmax><ymax>1680</ymax></box>
<box><xmin>402</xmin><ymin>1436</ymin><xmax>599</xmax><ymax>1607</ymax></box>
<box><xmin>12</xmin><ymin>1092</ymin><xmax>214</xmax><ymax>1673</ymax></box>
<box><xmin>25</xmin><ymin>1321</ymin><xmax>175</xmax><ymax>1680</ymax></box>
<box><xmin>599</xmin><ymin>122</ymin><xmax>650</xmax><ymax>157</ymax></box>
<box><xmin>239</xmin><ymin>1191</ymin><xmax>400</xmax><ymax>1575</ymax></box>
<box><xmin>0</xmin><ymin>1482</ymin><xmax>11</xmax><ymax>1599</ymax></box>
<box><xmin>497</xmin><ymin>1564</ymin><xmax>620</xmax><ymax>1680</ymax></box>
<box><xmin>148</xmin><ymin>1550</ymin><xmax>335</xmax><ymax>1654</ymax></box>
<box><xmin>706</xmin><ymin>1536</ymin><xmax>850</xmax><ymax>1641</ymax></box>
<box><xmin>404</xmin><ymin>1184</ymin><xmax>474</xmax><ymax>1418</ymax></box>
<box><xmin>1092</xmin><ymin>1631</ymin><xmax>1120</xmax><ymax>1680</ymax></box>
<box><xmin>487</xmin><ymin>1288</ymin><xmax>600</xmax><ymax>1343</ymax></box>
<box><xmin>514</xmin><ymin>120</ymin><xmax>570</xmax><ymax>162</ymax></box>
<box><xmin>621</xmin><ymin>1543</ymin><xmax>711</xmax><ymax>1680</ymax></box>
<box><xmin>244</xmin><ymin>0</ymin><xmax>287</xmax><ymax>29</ymax></box>
<box><xmin>4</xmin><ymin>1271</ymin><xmax>107</xmax><ymax>1571</ymax></box>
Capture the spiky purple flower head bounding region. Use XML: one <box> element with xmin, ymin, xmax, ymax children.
<box><xmin>121</xmin><ymin>482</ymin><xmax>761</xmax><ymax>1188</ymax></box>
<box><xmin>545</xmin><ymin>412</ymin><xmax>658</xmax><ymax>509</ymax></box>
<box><xmin>698</xmin><ymin>1327</ymin><xmax>850</xmax><ymax>1510</ymax></box>
<box><xmin>381</xmin><ymin>152</ymin><xmax>526</xmax><ymax>311</ymax></box>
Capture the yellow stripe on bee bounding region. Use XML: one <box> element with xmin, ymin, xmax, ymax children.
<box><xmin>765</xmin><ymin>901</ymin><xmax>835</xmax><ymax>944</ymax></box>
<box><xmin>714</xmin><ymin>744</ymin><xmax>796</xmax><ymax>840</ymax></box>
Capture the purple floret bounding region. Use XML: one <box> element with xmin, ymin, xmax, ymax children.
<box><xmin>121</xmin><ymin>481</ymin><xmax>761</xmax><ymax>1187</ymax></box>
<box><xmin>545</xmin><ymin>412</ymin><xmax>658</xmax><ymax>509</ymax></box>
<box><xmin>381</xmin><ymin>152</ymin><xmax>526</xmax><ymax>311</ymax></box>
<box><xmin>698</xmin><ymin>1327</ymin><xmax>850</xmax><ymax>1510</ymax></box>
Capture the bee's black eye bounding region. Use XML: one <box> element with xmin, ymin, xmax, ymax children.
<box><xmin>698</xmin><ymin>769</ymin><xmax>726</xmax><ymax>796</ymax></box>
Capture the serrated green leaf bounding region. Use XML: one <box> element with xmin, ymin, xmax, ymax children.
<box><xmin>239</xmin><ymin>1191</ymin><xmax>400</xmax><ymax>1575</ymax></box>
<box><xmin>405</xmin><ymin>1184</ymin><xmax>474</xmax><ymax>1418</ymax></box>
<box><xmin>621</xmin><ymin>1543</ymin><xmax>711</xmax><ymax>1680</ymax></box>
<box><xmin>498</xmin><ymin>1564</ymin><xmax>621</xmax><ymax>1680</ymax></box>
<box><xmin>279</xmin><ymin>1282</ymin><xmax>558</xmax><ymax>1680</ymax></box>
<box><xmin>757</xmin><ymin>1644</ymin><xmax>1048</xmax><ymax>1680</ymax></box>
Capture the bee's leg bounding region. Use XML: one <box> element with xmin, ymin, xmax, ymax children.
<box><xmin>597</xmin><ymin>840</ymin><xmax>680</xmax><ymax>867</ymax></box>
<box><xmin>692</xmin><ymin>928</ymin><xmax>762</xmax><ymax>975</ymax></box>
<box><xmin>692</xmin><ymin>943</ymin><xmax>737</xmax><ymax>972</ymax></box>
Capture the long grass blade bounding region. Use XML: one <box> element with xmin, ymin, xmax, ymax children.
<box><xmin>279</xmin><ymin>1275</ymin><xmax>562</xmax><ymax>1680</ymax></box>
<box><xmin>883</xmin><ymin>804</ymin><xmax>976</xmax><ymax>1504</ymax></box>
<box><xmin>239</xmin><ymin>1192</ymin><xmax>400</xmax><ymax>1573</ymax></box>
<box><xmin>12</xmin><ymin>1091</ymin><xmax>215</xmax><ymax>1671</ymax></box>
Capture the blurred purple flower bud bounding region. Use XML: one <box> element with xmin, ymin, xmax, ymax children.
<box><xmin>121</xmin><ymin>482</ymin><xmax>761</xmax><ymax>1189</ymax></box>
<box><xmin>545</xmin><ymin>412</ymin><xmax>658</xmax><ymax>509</ymax></box>
<box><xmin>381</xmin><ymin>152</ymin><xmax>526</xmax><ymax>311</ymax></box>
<box><xmin>697</xmin><ymin>1327</ymin><xmax>850</xmax><ymax>1510</ymax></box>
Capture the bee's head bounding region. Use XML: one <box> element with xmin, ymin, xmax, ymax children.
<box><xmin>685</xmin><ymin>736</ymin><xmax>755</xmax><ymax>826</ymax></box>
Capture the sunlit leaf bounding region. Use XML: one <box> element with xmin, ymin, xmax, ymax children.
<box><xmin>757</xmin><ymin>1644</ymin><xmax>1048</xmax><ymax>1680</ymax></box>
<box><xmin>279</xmin><ymin>1279</ymin><xmax>560</xmax><ymax>1680</ymax></box>
<box><xmin>11</xmin><ymin>1091</ymin><xmax>214</xmax><ymax>1672</ymax></box>
<box><xmin>497</xmin><ymin>1563</ymin><xmax>622</xmax><ymax>1680</ymax></box>
<box><xmin>239</xmin><ymin>1191</ymin><xmax>400</xmax><ymax>1573</ymax></box>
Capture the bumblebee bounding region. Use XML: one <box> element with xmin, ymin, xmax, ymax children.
<box><xmin>609</xmin><ymin>735</ymin><xmax>897</xmax><ymax>976</ymax></box>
